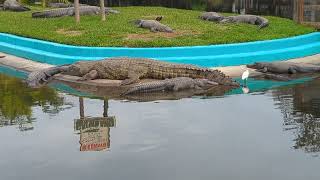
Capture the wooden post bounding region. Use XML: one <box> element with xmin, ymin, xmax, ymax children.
<box><xmin>100</xmin><ymin>0</ymin><xmax>106</xmax><ymax>21</ymax></box>
<box><xmin>298</xmin><ymin>0</ymin><xmax>304</xmax><ymax>23</ymax></box>
<box><xmin>74</xmin><ymin>0</ymin><xmax>80</xmax><ymax>23</ymax></box>
<box><xmin>79</xmin><ymin>97</ymin><xmax>84</xmax><ymax>119</ymax></box>
<box><xmin>103</xmin><ymin>98</ymin><xmax>109</xmax><ymax>117</ymax></box>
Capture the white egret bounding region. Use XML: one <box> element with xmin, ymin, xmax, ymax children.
<box><xmin>241</xmin><ymin>70</ymin><xmax>250</xmax><ymax>87</ymax></box>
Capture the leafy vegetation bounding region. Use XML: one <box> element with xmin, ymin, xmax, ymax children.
<box><xmin>0</xmin><ymin>6</ymin><xmax>316</xmax><ymax>47</ymax></box>
<box><xmin>0</xmin><ymin>74</ymin><xmax>65</xmax><ymax>120</ymax></box>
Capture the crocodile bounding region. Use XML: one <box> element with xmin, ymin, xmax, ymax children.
<box><xmin>2</xmin><ymin>0</ymin><xmax>30</xmax><ymax>12</ymax></box>
<box><xmin>123</xmin><ymin>77</ymin><xmax>218</xmax><ymax>95</ymax></box>
<box><xmin>26</xmin><ymin>58</ymin><xmax>239</xmax><ymax>87</ymax></box>
<box><xmin>200</xmin><ymin>12</ymin><xmax>224</xmax><ymax>22</ymax></box>
<box><xmin>134</xmin><ymin>20</ymin><xmax>173</xmax><ymax>33</ymax></box>
<box><xmin>220</xmin><ymin>15</ymin><xmax>269</xmax><ymax>29</ymax></box>
<box><xmin>47</xmin><ymin>2</ymin><xmax>73</xmax><ymax>8</ymax></box>
<box><xmin>247</xmin><ymin>62</ymin><xmax>320</xmax><ymax>74</ymax></box>
<box><xmin>26</xmin><ymin>65</ymin><xmax>70</xmax><ymax>88</ymax></box>
<box><xmin>32</xmin><ymin>6</ymin><xmax>119</xmax><ymax>18</ymax></box>
<box><xmin>47</xmin><ymin>2</ymin><xmax>88</xmax><ymax>8</ymax></box>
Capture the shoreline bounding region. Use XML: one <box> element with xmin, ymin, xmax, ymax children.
<box><xmin>1</xmin><ymin>52</ymin><xmax>320</xmax><ymax>84</ymax></box>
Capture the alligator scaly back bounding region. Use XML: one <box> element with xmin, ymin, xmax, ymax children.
<box><xmin>66</xmin><ymin>58</ymin><xmax>239</xmax><ymax>87</ymax></box>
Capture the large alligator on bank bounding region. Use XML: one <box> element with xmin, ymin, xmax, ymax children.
<box><xmin>247</xmin><ymin>62</ymin><xmax>320</xmax><ymax>74</ymax></box>
<box><xmin>199</xmin><ymin>12</ymin><xmax>224</xmax><ymax>22</ymax></box>
<box><xmin>32</xmin><ymin>6</ymin><xmax>119</xmax><ymax>18</ymax></box>
<box><xmin>26</xmin><ymin>58</ymin><xmax>239</xmax><ymax>88</ymax></box>
<box><xmin>134</xmin><ymin>20</ymin><xmax>173</xmax><ymax>33</ymax></box>
<box><xmin>123</xmin><ymin>77</ymin><xmax>218</xmax><ymax>95</ymax></box>
<box><xmin>1</xmin><ymin>0</ymin><xmax>30</xmax><ymax>12</ymax></box>
<box><xmin>221</xmin><ymin>15</ymin><xmax>269</xmax><ymax>29</ymax></box>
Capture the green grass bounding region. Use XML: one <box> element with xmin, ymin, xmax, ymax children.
<box><xmin>0</xmin><ymin>6</ymin><xmax>316</xmax><ymax>47</ymax></box>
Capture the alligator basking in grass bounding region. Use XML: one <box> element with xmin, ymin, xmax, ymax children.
<box><xmin>47</xmin><ymin>2</ymin><xmax>73</xmax><ymax>8</ymax></box>
<box><xmin>133</xmin><ymin>20</ymin><xmax>173</xmax><ymax>33</ymax></box>
<box><xmin>221</xmin><ymin>15</ymin><xmax>269</xmax><ymax>29</ymax></box>
<box><xmin>123</xmin><ymin>77</ymin><xmax>218</xmax><ymax>95</ymax></box>
<box><xmin>32</xmin><ymin>6</ymin><xmax>119</xmax><ymax>18</ymax></box>
<box><xmin>248</xmin><ymin>62</ymin><xmax>320</xmax><ymax>74</ymax></box>
<box><xmin>47</xmin><ymin>2</ymin><xmax>89</xmax><ymax>8</ymax></box>
<box><xmin>27</xmin><ymin>58</ymin><xmax>239</xmax><ymax>88</ymax></box>
<box><xmin>1</xmin><ymin>0</ymin><xmax>30</xmax><ymax>12</ymax></box>
<box><xmin>199</xmin><ymin>12</ymin><xmax>224</xmax><ymax>22</ymax></box>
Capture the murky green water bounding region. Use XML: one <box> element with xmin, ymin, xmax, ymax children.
<box><xmin>1</xmin><ymin>72</ymin><xmax>320</xmax><ymax>180</ymax></box>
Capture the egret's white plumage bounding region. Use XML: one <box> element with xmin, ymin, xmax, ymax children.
<box><xmin>242</xmin><ymin>70</ymin><xmax>250</xmax><ymax>80</ymax></box>
<box><xmin>241</xmin><ymin>70</ymin><xmax>250</xmax><ymax>88</ymax></box>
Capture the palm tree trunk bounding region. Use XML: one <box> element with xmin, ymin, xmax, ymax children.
<box><xmin>74</xmin><ymin>0</ymin><xmax>80</xmax><ymax>23</ymax></box>
<box><xmin>100</xmin><ymin>0</ymin><xmax>106</xmax><ymax>21</ymax></box>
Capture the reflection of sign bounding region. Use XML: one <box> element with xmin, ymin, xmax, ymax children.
<box><xmin>75</xmin><ymin>117</ymin><xmax>116</xmax><ymax>131</ymax></box>
<box><xmin>74</xmin><ymin>117</ymin><xmax>116</xmax><ymax>152</ymax></box>
<box><xmin>80</xmin><ymin>127</ymin><xmax>109</xmax><ymax>151</ymax></box>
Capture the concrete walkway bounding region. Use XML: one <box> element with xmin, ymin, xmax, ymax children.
<box><xmin>1</xmin><ymin>51</ymin><xmax>320</xmax><ymax>86</ymax></box>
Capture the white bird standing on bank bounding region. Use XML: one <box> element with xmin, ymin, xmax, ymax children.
<box><xmin>241</xmin><ymin>70</ymin><xmax>250</xmax><ymax>94</ymax></box>
<box><xmin>242</xmin><ymin>70</ymin><xmax>249</xmax><ymax>85</ymax></box>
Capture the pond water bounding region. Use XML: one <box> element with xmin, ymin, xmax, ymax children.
<box><xmin>1</xmin><ymin>72</ymin><xmax>320</xmax><ymax>180</ymax></box>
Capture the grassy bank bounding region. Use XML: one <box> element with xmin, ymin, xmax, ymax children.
<box><xmin>0</xmin><ymin>6</ymin><xmax>316</xmax><ymax>47</ymax></box>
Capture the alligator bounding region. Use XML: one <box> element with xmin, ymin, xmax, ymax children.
<box><xmin>134</xmin><ymin>20</ymin><xmax>173</xmax><ymax>33</ymax></box>
<box><xmin>247</xmin><ymin>62</ymin><xmax>320</xmax><ymax>74</ymax></box>
<box><xmin>27</xmin><ymin>65</ymin><xmax>70</xmax><ymax>88</ymax></box>
<box><xmin>47</xmin><ymin>2</ymin><xmax>73</xmax><ymax>8</ymax></box>
<box><xmin>220</xmin><ymin>15</ymin><xmax>269</xmax><ymax>29</ymax></box>
<box><xmin>199</xmin><ymin>12</ymin><xmax>224</xmax><ymax>22</ymax></box>
<box><xmin>32</xmin><ymin>6</ymin><xmax>119</xmax><ymax>18</ymax></box>
<box><xmin>26</xmin><ymin>58</ymin><xmax>239</xmax><ymax>87</ymax></box>
<box><xmin>47</xmin><ymin>2</ymin><xmax>88</xmax><ymax>8</ymax></box>
<box><xmin>2</xmin><ymin>0</ymin><xmax>30</xmax><ymax>12</ymax></box>
<box><xmin>251</xmin><ymin>73</ymin><xmax>293</xmax><ymax>81</ymax></box>
<box><xmin>123</xmin><ymin>77</ymin><xmax>218</xmax><ymax>95</ymax></box>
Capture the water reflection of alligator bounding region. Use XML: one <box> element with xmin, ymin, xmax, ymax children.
<box><xmin>272</xmin><ymin>78</ymin><xmax>320</xmax><ymax>154</ymax></box>
<box><xmin>32</xmin><ymin>6</ymin><xmax>119</xmax><ymax>18</ymax></box>
<box><xmin>123</xmin><ymin>77</ymin><xmax>218</xmax><ymax>95</ymax></box>
<box><xmin>53</xmin><ymin>78</ymin><xmax>235</xmax><ymax>102</ymax></box>
<box><xmin>27</xmin><ymin>57</ymin><xmax>239</xmax><ymax>88</ymax></box>
<box><xmin>74</xmin><ymin>97</ymin><xmax>116</xmax><ymax>151</ymax></box>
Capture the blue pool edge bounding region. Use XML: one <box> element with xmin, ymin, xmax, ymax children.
<box><xmin>1</xmin><ymin>32</ymin><xmax>320</xmax><ymax>67</ymax></box>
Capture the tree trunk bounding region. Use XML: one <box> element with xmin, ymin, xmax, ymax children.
<box><xmin>74</xmin><ymin>0</ymin><xmax>80</xmax><ymax>23</ymax></box>
<box><xmin>100</xmin><ymin>0</ymin><xmax>106</xmax><ymax>21</ymax></box>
